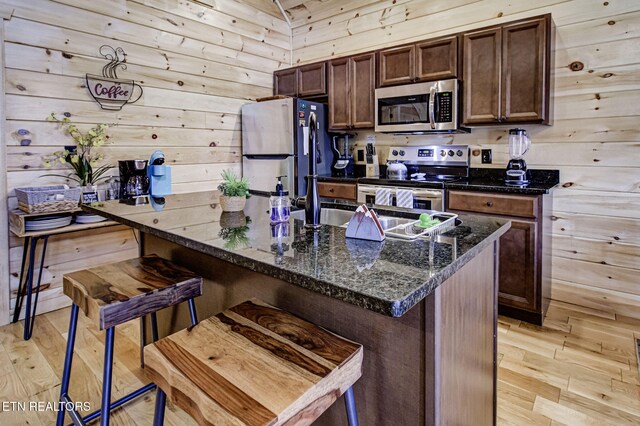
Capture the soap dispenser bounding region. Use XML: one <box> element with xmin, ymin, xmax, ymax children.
<box><xmin>269</xmin><ymin>176</ymin><xmax>291</xmax><ymax>223</ymax></box>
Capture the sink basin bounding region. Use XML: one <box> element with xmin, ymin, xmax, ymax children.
<box><xmin>290</xmin><ymin>208</ymin><xmax>414</xmax><ymax>230</ymax></box>
<box><xmin>290</xmin><ymin>208</ymin><xmax>355</xmax><ymax>227</ymax></box>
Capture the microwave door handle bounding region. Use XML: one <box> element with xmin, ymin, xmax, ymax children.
<box><xmin>428</xmin><ymin>86</ymin><xmax>436</xmax><ymax>129</ymax></box>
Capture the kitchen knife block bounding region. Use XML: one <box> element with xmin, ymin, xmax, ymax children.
<box><xmin>366</xmin><ymin>154</ymin><xmax>380</xmax><ymax>177</ymax></box>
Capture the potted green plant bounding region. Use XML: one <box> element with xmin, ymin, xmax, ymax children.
<box><xmin>217</xmin><ymin>169</ymin><xmax>250</xmax><ymax>212</ymax></box>
<box><xmin>42</xmin><ymin>113</ymin><xmax>113</xmax><ymax>195</ymax></box>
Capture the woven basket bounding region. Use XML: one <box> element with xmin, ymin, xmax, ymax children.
<box><xmin>15</xmin><ymin>185</ymin><xmax>82</xmax><ymax>214</ymax></box>
<box><xmin>219</xmin><ymin>195</ymin><xmax>246</xmax><ymax>212</ymax></box>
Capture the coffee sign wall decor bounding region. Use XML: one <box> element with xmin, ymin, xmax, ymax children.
<box><xmin>86</xmin><ymin>45</ymin><xmax>143</xmax><ymax>111</ymax></box>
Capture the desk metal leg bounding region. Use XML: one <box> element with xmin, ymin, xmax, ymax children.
<box><xmin>21</xmin><ymin>237</ymin><xmax>38</xmax><ymax>340</ymax></box>
<box><xmin>12</xmin><ymin>238</ymin><xmax>31</xmax><ymax>324</ymax></box>
<box><xmin>26</xmin><ymin>236</ymin><xmax>48</xmax><ymax>339</ymax></box>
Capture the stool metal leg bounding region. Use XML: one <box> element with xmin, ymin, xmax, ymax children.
<box><xmin>150</xmin><ymin>312</ymin><xmax>159</xmax><ymax>341</ymax></box>
<box><xmin>100</xmin><ymin>327</ymin><xmax>115</xmax><ymax>426</ymax></box>
<box><xmin>11</xmin><ymin>238</ymin><xmax>30</xmax><ymax>324</ymax></box>
<box><xmin>187</xmin><ymin>298</ymin><xmax>198</xmax><ymax>326</ymax></box>
<box><xmin>56</xmin><ymin>304</ymin><xmax>79</xmax><ymax>426</ymax></box>
<box><xmin>26</xmin><ymin>236</ymin><xmax>49</xmax><ymax>339</ymax></box>
<box><xmin>153</xmin><ymin>388</ymin><xmax>167</xmax><ymax>426</ymax></box>
<box><xmin>140</xmin><ymin>316</ymin><xmax>147</xmax><ymax>368</ymax></box>
<box><xmin>344</xmin><ymin>387</ymin><xmax>359</xmax><ymax>426</ymax></box>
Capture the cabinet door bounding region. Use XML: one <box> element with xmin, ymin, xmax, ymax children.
<box><xmin>274</xmin><ymin>68</ymin><xmax>297</xmax><ymax>96</ymax></box>
<box><xmin>378</xmin><ymin>45</ymin><xmax>415</xmax><ymax>87</ymax></box>
<box><xmin>328</xmin><ymin>58</ymin><xmax>351</xmax><ymax>130</ymax></box>
<box><xmin>502</xmin><ymin>17</ymin><xmax>548</xmax><ymax>123</ymax></box>
<box><xmin>416</xmin><ymin>36</ymin><xmax>458</xmax><ymax>81</ymax></box>
<box><xmin>498</xmin><ymin>221</ymin><xmax>537</xmax><ymax>311</ymax></box>
<box><xmin>298</xmin><ymin>62</ymin><xmax>327</xmax><ymax>97</ymax></box>
<box><xmin>351</xmin><ymin>53</ymin><xmax>375</xmax><ymax>128</ymax></box>
<box><xmin>462</xmin><ymin>27</ymin><xmax>501</xmax><ymax>124</ymax></box>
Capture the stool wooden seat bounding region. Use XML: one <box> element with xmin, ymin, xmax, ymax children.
<box><xmin>145</xmin><ymin>299</ymin><xmax>363</xmax><ymax>426</ymax></box>
<box><xmin>57</xmin><ymin>254</ymin><xmax>202</xmax><ymax>426</ymax></box>
<box><xmin>63</xmin><ymin>254</ymin><xmax>202</xmax><ymax>330</ymax></box>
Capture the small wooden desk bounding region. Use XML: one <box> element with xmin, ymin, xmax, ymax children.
<box><xmin>9</xmin><ymin>209</ymin><xmax>118</xmax><ymax>340</ymax></box>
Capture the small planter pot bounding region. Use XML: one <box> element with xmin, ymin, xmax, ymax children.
<box><xmin>219</xmin><ymin>195</ymin><xmax>246</xmax><ymax>212</ymax></box>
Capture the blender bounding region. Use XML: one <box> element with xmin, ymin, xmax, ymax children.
<box><xmin>505</xmin><ymin>128</ymin><xmax>532</xmax><ymax>186</ymax></box>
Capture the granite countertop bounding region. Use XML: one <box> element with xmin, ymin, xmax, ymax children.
<box><xmin>83</xmin><ymin>192</ymin><xmax>510</xmax><ymax>317</ymax></box>
<box><xmin>320</xmin><ymin>168</ymin><xmax>559</xmax><ymax>195</ymax></box>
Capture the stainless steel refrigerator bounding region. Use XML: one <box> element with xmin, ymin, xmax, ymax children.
<box><xmin>241</xmin><ymin>98</ymin><xmax>332</xmax><ymax>196</ymax></box>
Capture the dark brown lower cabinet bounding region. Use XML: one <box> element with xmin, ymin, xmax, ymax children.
<box><xmin>447</xmin><ymin>190</ymin><xmax>552</xmax><ymax>325</ymax></box>
<box><xmin>498</xmin><ymin>220</ymin><xmax>536</xmax><ymax>311</ymax></box>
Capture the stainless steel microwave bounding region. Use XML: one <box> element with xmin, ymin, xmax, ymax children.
<box><xmin>374</xmin><ymin>80</ymin><xmax>468</xmax><ymax>134</ymax></box>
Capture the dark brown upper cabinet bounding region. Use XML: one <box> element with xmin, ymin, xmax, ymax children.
<box><xmin>378</xmin><ymin>45</ymin><xmax>415</xmax><ymax>87</ymax></box>
<box><xmin>378</xmin><ymin>36</ymin><xmax>458</xmax><ymax>87</ymax></box>
<box><xmin>462</xmin><ymin>15</ymin><xmax>552</xmax><ymax>125</ymax></box>
<box><xmin>298</xmin><ymin>62</ymin><xmax>327</xmax><ymax>97</ymax></box>
<box><xmin>416</xmin><ymin>36</ymin><xmax>458</xmax><ymax>82</ymax></box>
<box><xmin>328</xmin><ymin>53</ymin><xmax>375</xmax><ymax>130</ymax></box>
<box><xmin>274</xmin><ymin>68</ymin><xmax>297</xmax><ymax>97</ymax></box>
<box><xmin>274</xmin><ymin>62</ymin><xmax>327</xmax><ymax>98</ymax></box>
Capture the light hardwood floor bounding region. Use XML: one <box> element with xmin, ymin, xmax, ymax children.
<box><xmin>0</xmin><ymin>300</ymin><xmax>638</xmax><ymax>425</ymax></box>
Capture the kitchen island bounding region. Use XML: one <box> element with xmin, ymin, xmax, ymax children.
<box><xmin>84</xmin><ymin>192</ymin><xmax>510</xmax><ymax>425</ymax></box>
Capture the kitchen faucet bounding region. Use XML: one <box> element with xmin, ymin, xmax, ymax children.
<box><xmin>305</xmin><ymin>111</ymin><xmax>321</xmax><ymax>228</ymax></box>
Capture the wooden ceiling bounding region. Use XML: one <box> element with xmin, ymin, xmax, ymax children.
<box><xmin>278</xmin><ymin>0</ymin><xmax>380</xmax><ymax>28</ymax></box>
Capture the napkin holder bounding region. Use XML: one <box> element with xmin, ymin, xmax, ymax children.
<box><xmin>345</xmin><ymin>204</ymin><xmax>385</xmax><ymax>242</ymax></box>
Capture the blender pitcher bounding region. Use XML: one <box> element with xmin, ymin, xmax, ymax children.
<box><xmin>508</xmin><ymin>128</ymin><xmax>531</xmax><ymax>159</ymax></box>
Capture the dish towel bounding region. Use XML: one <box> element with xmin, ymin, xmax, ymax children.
<box><xmin>396</xmin><ymin>189</ymin><xmax>414</xmax><ymax>208</ymax></box>
<box><xmin>374</xmin><ymin>188</ymin><xmax>392</xmax><ymax>206</ymax></box>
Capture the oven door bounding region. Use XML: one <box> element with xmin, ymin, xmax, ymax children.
<box><xmin>357</xmin><ymin>185</ymin><xmax>444</xmax><ymax>211</ymax></box>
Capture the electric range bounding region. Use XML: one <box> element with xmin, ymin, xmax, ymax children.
<box><xmin>357</xmin><ymin>145</ymin><xmax>469</xmax><ymax>210</ymax></box>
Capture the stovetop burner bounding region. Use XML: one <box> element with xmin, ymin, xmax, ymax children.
<box><xmin>410</xmin><ymin>174</ymin><xmax>464</xmax><ymax>183</ymax></box>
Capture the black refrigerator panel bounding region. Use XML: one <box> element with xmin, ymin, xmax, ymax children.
<box><xmin>294</xmin><ymin>99</ymin><xmax>332</xmax><ymax>197</ymax></box>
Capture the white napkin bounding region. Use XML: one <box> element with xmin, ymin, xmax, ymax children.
<box><xmin>396</xmin><ymin>189</ymin><xmax>414</xmax><ymax>208</ymax></box>
<box><xmin>374</xmin><ymin>188</ymin><xmax>391</xmax><ymax>206</ymax></box>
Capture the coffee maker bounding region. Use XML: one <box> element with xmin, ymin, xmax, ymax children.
<box><xmin>119</xmin><ymin>159</ymin><xmax>150</xmax><ymax>198</ymax></box>
<box><xmin>331</xmin><ymin>134</ymin><xmax>355</xmax><ymax>177</ymax></box>
<box><xmin>505</xmin><ymin>128</ymin><xmax>532</xmax><ymax>186</ymax></box>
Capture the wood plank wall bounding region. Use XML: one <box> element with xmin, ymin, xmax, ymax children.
<box><xmin>1</xmin><ymin>0</ymin><xmax>288</xmax><ymax>322</ymax></box>
<box><xmin>286</xmin><ymin>0</ymin><xmax>640</xmax><ymax>318</ymax></box>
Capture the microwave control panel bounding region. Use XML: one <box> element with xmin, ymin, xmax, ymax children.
<box><xmin>435</xmin><ymin>92</ymin><xmax>453</xmax><ymax>123</ymax></box>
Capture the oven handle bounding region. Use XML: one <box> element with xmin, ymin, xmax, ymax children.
<box><xmin>358</xmin><ymin>186</ymin><xmax>442</xmax><ymax>198</ymax></box>
<box><xmin>428</xmin><ymin>85</ymin><xmax>436</xmax><ymax>129</ymax></box>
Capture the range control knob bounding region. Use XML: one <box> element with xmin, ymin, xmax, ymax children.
<box><xmin>392</xmin><ymin>150</ymin><xmax>398</xmax><ymax>156</ymax></box>
<box><xmin>440</xmin><ymin>149</ymin><xmax>447</xmax><ymax>157</ymax></box>
<box><xmin>448</xmin><ymin>150</ymin><xmax>455</xmax><ymax>157</ymax></box>
<box><xmin>456</xmin><ymin>149</ymin><xmax>463</xmax><ymax>157</ymax></box>
<box><xmin>399</xmin><ymin>150</ymin><xmax>405</xmax><ymax>156</ymax></box>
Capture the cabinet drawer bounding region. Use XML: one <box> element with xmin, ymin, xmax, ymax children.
<box><xmin>318</xmin><ymin>182</ymin><xmax>357</xmax><ymax>201</ymax></box>
<box><xmin>447</xmin><ymin>191</ymin><xmax>537</xmax><ymax>218</ymax></box>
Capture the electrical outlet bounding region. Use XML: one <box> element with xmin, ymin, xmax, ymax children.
<box><xmin>481</xmin><ymin>149</ymin><xmax>492</xmax><ymax>164</ymax></box>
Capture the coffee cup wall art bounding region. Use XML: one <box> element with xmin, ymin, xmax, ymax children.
<box><xmin>86</xmin><ymin>45</ymin><xmax>143</xmax><ymax>111</ymax></box>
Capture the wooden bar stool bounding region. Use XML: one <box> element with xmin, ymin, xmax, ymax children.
<box><xmin>57</xmin><ymin>254</ymin><xmax>203</xmax><ymax>426</ymax></box>
<box><xmin>145</xmin><ymin>299</ymin><xmax>363</xmax><ymax>426</ymax></box>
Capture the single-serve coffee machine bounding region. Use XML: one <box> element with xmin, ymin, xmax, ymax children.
<box><xmin>331</xmin><ymin>134</ymin><xmax>355</xmax><ymax>177</ymax></box>
<box><xmin>119</xmin><ymin>159</ymin><xmax>150</xmax><ymax>198</ymax></box>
